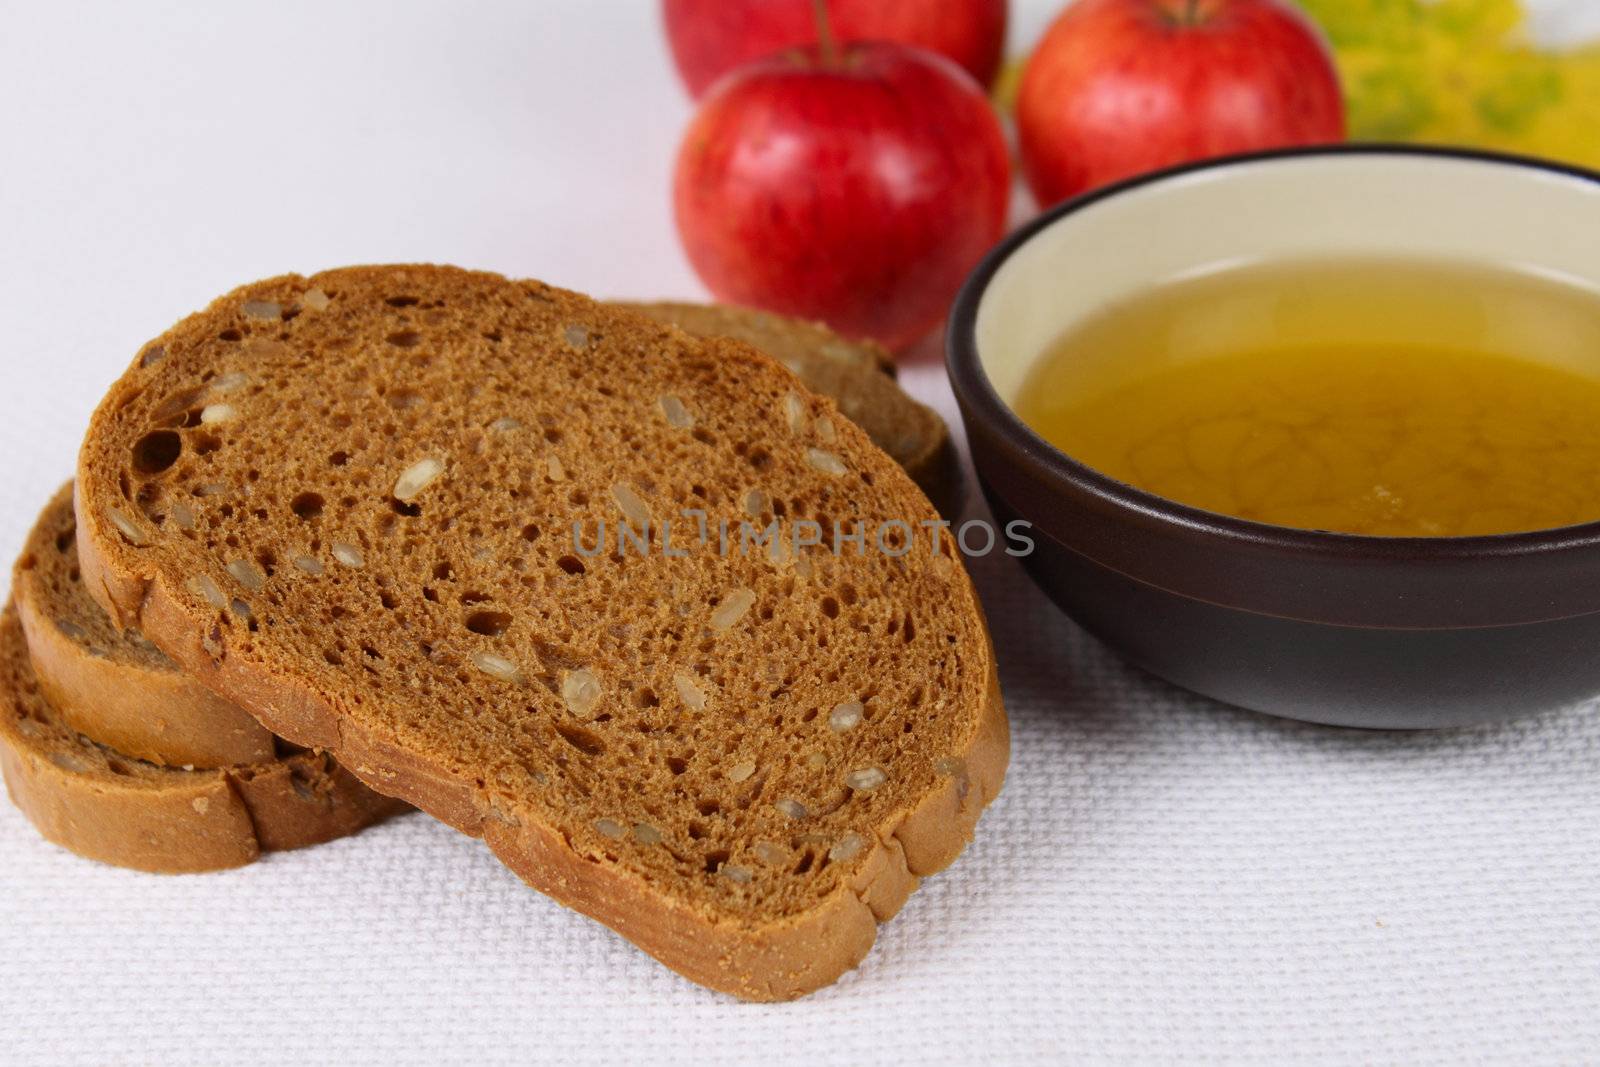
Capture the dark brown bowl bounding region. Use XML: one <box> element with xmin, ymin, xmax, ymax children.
<box><xmin>947</xmin><ymin>145</ymin><xmax>1600</xmax><ymax>729</ymax></box>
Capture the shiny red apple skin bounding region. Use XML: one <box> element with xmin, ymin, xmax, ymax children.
<box><xmin>1017</xmin><ymin>0</ymin><xmax>1345</xmax><ymax>208</ymax></box>
<box><xmin>673</xmin><ymin>43</ymin><xmax>1011</xmax><ymax>352</ymax></box>
<box><xmin>663</xmin><ymin>0</ymin><xmax>1009</xmax><ymax>96</ymax></box>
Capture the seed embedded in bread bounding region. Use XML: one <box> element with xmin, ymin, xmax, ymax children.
<box><xmin>74</xmin><ymin>265</ymin><xmax>1008</xmax><ymax>1002</ymax></box>
<box><xmin>472</xmin><ymin>652</ymin><xmax>522</xmax><ymax>683</ymax></box>
<box><xmin>774</xmin><ymin>798</ymin><xmax>810</xmax><ymax>820</ymax></box>
<box><xmin>394</xmin><ymin>458</ymin><xmax>446</xmax><ymax>502</ymax></box>
<box><xmin>241</xmin><ymin>299</ymin><xmax>281</xmax><ymax>320</ymax></box>
<box><xmin>753</xmin><ymin>841</ymin><xmax>788</xmax><ymax>865</ymax></box>
<box><xmin>105</xmin><ymin>508</ymin><xmax>149</xmax><ymax>547</ymax></box>
<box><xmin>226</xmin><ymin>560</ymin><xmax>265</xmax><ymax>592</ymax></box>
<box><xmin>210</xmin><ymin>371</ymin><xmax>249</xmax><ymax>395</ymax></box>
<box><xmin>806</xmin><ymin>449</ymin><xmax>848</xmax><ymax>476</ymax></box>
<box><xmin>783</xmin><ymin>392</ymin><xmax>808</xmax><ymax>434</ymax></box>
<box><xmin>658</xmin><ymin>394</ymin><xmax>693</xmax><ymax>429</ymax></box>
<box><xmin>829</xmin><ymin>701</ymin><xmax>864</xmax><ymax>732</ymax></box>
<box><xmin>672</xmin><ymin>672</ymin><xmax>708</xmax><ymax>711</ymax></box>
<box><xmin>708</xmin><ymin>589</ymin><xmax>756</xmax><ymax>632</ymax></box>
<box><xmin>188</xmin><ymin>575</ymin><xmax>226</xmax><ymax>611</ymax></box>
<box><xmin>561</xmin><ymin>669</ymin><xmax>602</xmax><ymax>718</ymax></box>
<box><xmin>845</xmin><ymin>768</ymin><xmax>887</xmax><ymax>792</ymax></box>
<box><xmin>611</xmin><ymin>483</ymin><xmax>650</xmax><ymax>528</ymax></box>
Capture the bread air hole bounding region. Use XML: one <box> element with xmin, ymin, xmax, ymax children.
<box><xmin>554</xmin><ymin>722</ymin><xmax>605</xmax><ymax>757</ymax></box>
<box><xmin>291</xmin><ymin>492</ymin><xmax>325</xmax><ymax>520</ymax></box>
<box><xmin>131</xmin><ymin>430</ymin><xmax>182</xmax><ymax>475</ymax></box>
<box><xmin>465</xmin><ymin>610</ymin><xmax>512</xmax><ymax>637</ymax></box>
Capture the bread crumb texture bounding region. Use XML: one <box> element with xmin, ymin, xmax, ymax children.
<box><xmin>74</xmin><ymin>265</ymin><xmax>1008</xmax><ymax>999</ymax></box>
<box><xmin>618</xmin><ymin>301</ymin><xmax>960</xmax><ymax>516</ymax></box>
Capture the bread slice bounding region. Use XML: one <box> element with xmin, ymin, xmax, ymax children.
<box><xmin>0</xmin><ymin>604</ymin><xmax>407</xmax><ymax>873</ymax></box>
<box><xmin>618</xmin><ymin>302</ymin><xmax>961</xmax><ymax>515</ymax></box>
<box><xmin>74</xmin><ymin>265</ymin><xmax>1008</xmax><ymax>1000</ymax></box>
<box><xmin>15</xmin><ymin>483</ymin><xmax>277</xmax><ymax>767</ymax></box>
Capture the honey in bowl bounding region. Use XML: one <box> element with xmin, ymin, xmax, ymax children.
<box><xmin>1015</xmin><ymin>257</ymin><xmax>1600</xmax><ymax>537</ymax></box>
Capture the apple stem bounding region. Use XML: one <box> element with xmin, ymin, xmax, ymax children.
<box><xmin>811</xmin><ymin>0</ymin><xmax>837</xmax><ymax>65</ymax></box>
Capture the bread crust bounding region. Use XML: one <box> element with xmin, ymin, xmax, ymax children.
<box><xmin>15</xmin><ymin>484</ymin><xmax>275</xmax><ymax>768</ymax></box>
<box><xmin>0</xmin><ymin>607</ymin><xmax>409</xmax><ymax>873</ymax></box>
<box><xmin>74</xmin><ymin>266</ymin><xmax>1009</xmax><ymax>999</ymax></box>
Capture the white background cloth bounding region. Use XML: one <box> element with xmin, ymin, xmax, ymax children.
<box><xmin>2</xmin><ymin>2</ymin><xmax>1598</xmax><ymax>1064</ymax></box>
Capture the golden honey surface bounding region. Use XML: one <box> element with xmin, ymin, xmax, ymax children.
<box><xmin>1017</xmin><ymin>259</ymin><xmax>1600</xmax><ymax>537</ymax></box>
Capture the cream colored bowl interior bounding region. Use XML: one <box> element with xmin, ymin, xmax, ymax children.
<box><xmin>976</xmin><ymin>154</ymin><xmax>1600</xmax><ymax>404</ymax></box>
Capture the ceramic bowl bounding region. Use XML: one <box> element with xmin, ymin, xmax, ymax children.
<box><xmin>947</xmin><ymin>146</ymin><xmax>1600</xmax><ymax>729</ymax></box>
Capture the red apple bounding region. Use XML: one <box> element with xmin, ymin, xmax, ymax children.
<box><xmin>1017</xmin><ymin>0</ymin><xmax>1345</xmax><ymax>207</ymax></box>
<box><xmin>664</xmin><ymin>0</ymin><xmax>1009</xmax><ymax>97</ymax></box>
<box><xmin>674</xmin><ymin>41</ymin><xmax>1011</xmax><ymax>351</ymax></box>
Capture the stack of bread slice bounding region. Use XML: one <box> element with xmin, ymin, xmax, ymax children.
<box><xmin>4</xmin><ymin>265</ymin><xmax>1007</xmax><ymax>1001</ymax></box>
<box><xmin>4</xmin><ymin>485</ymin><xmax>410</xmax><ymax>872</ymax></box>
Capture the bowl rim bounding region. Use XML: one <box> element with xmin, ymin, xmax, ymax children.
<box><xmin>946</xmin><ymin>142</ymin><xmax>1600</xmax><ymax>566</ymax></box>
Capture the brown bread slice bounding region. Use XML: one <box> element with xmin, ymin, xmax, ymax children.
<box><xmin>0</xmin><ymin>604</ymin><xmax>407</xmax><ymax>873</ymax></box>
<box><xmin>618</xmin><ymin>301</ymin><xmax>961</xmax><ymax>515</ymax></box>
<box><xmin>15</xmin><ymin>482</ymin><xmax>276</xmax><ymax>767</ymax></box>
<box><xmin>74</xmin><ymin>265</ymin><xmax>1008</xmax><ymax>1000</ymax></box>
